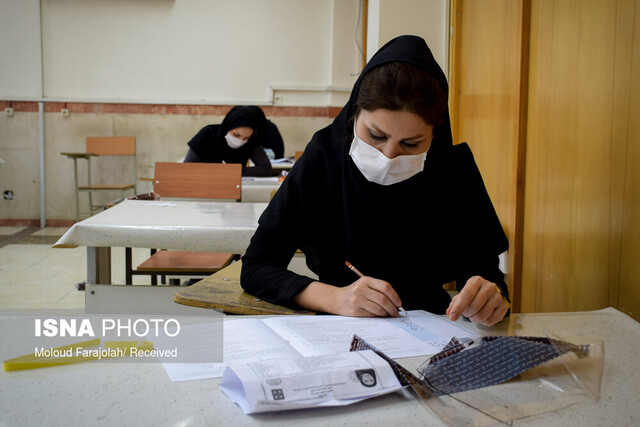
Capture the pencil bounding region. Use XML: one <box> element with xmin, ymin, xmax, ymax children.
<box><xmin>344</xmin><ymin>261</ymin><xmax>407</xmax><ymax>314</ymax></box>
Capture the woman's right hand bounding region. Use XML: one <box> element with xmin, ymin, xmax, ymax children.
<box><xmin>336</xmin><ymin>276</ymin><xmax>404</xmax><ymax>317</ymax></box>
<box><xmin>294</xmin><ymin>278</ymin><xmax>403</xmax><ymax>317</ymax></box>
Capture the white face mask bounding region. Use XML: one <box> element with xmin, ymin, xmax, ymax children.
<box><xmin>225</xmin><ymin>132</ymin><xmax>248</xmax><ymax>149</ymax></box>
<box><xmin>348</xmin><ymin>122</ymin><xmax>427</xmax><ymax>185</ymax></box>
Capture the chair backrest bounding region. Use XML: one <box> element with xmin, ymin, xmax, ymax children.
<box><xmin>153</xmin><ymin>162</ymin><xmax>242</xmax><ymax>201</ymax></box>
<box><xmin>86</xmin><ymin>137</ymin><xmax>136</xmax><ymax>155</ymax></box>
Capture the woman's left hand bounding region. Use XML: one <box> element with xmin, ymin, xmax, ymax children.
<box><xmin>446</xmin><ymin>276</ymin><xmax>508</xmax><ymax>326</ymax></box>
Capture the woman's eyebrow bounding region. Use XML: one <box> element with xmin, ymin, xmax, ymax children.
<box><xmin>368</xmin><ymin>124</ymin><xmax>428</xmax><ymax>141</ymax></box>
<box><xmin>403</xmin><ymin>134</ymin><xmax>430</xmax><ymax>142</ymax></box>
<box><xmin>368</xmin><ymin>124</ymin><xmax>389</xmax><ymax>136</ymax></box>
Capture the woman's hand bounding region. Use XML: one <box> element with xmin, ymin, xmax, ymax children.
<box><xmin>446</xmin><ymin>276</ymin><xmax>509</xmax><ymax>326</ymax></box>
<box><xmin>334</xmin><ymin>276</ymin><xmax>403</xmax><ymax>317</ymax></box>
<box><xmin>293</xmin><ymin>278</ymin><xmax>403</xmax><ymax>317</ymax></box>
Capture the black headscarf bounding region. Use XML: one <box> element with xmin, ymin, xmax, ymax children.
<box><xmin>241</xmin><ymin>35</ymin><xmax>508</xmax><ymax>313</ymax></box>
<box><xmin>187</xmin><ymin>106</ymin><xmax>263</xmax><ymax>164</ymax></box>
<box><xmin>246</xmin><ymin>106</ymin><xmax>285</xmax><ymax>158</ymax></box>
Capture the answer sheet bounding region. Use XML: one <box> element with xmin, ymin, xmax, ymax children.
<box><xmin>262</xmin><ymin>310</ymin><xmax>476</xmax><ymax>358</ymax></box>
<box><xmin>162</xmin><ymin>311</ymin><xmax>476</xmax><ymax>382</ymax></box>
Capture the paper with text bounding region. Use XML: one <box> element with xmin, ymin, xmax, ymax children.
<box><xmin>162</xmin><ymin>311</ymin><xmax>476</xmax><ymax>382</ymax></box>
<box><xmin>263</xmin><ymin>310</ymin><xmax>476</xmax><ymax>358</ymax></box>
<box><xmin>162</xmin><ymin>319</ymin><xmax>301</xmax><ymax>382</ymax></box>
<box><xmin>220</xmin><ymin>349</ymin><xmax>403</xmax><ymax>413</ymax></box>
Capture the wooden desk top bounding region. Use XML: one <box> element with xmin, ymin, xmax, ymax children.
<box><xmin>174</xmin><ymin>261</ymin><xmax>314</xmax><ymax>315</ymax></box>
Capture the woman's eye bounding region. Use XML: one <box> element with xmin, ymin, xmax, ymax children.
<box><xmin>368</xmin><ymin>130</ymin><xmax>386</xmax><ymax>141</ymax></box>
<box><xmin>401</xmin><ymin>141</ymin><xmax>418</xmax><ymax>148</ymax></box>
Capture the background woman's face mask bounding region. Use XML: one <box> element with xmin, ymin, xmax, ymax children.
<box><xmin>225</xmin><ymin>132</ymin><xmax>249</xmax><ymax>149</ymax></box>
<box><xmin>349</xmin><ymin>121</ymin><xmax>428</xmax><ymax>185</ymax></box>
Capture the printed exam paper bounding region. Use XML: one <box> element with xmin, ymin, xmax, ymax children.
<box><xmin>162</xmin><ymin>310</ymin><xmax>476</xmax><ymax>382</ymax></box>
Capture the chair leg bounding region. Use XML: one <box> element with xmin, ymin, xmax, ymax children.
<box><xmin>72</xmin><ymin>158</ymin><xmax>80</xmax><ymax>223</ymax></box>
<box><xmin>149</xmin><ymin>249</ymin><xmax>158</xmax><ymax>285</ymax></box>
<box><xmin>87</xmin><ymin>158</ymin><xmax>94</xmax><ymax>216</ymax></box>
<box><xmin>125</xmin><ymin>247</ymin><xmax>133</xmax><ymax>285</ymax></box>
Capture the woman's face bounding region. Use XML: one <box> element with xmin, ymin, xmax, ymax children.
<box><xmin>228</xmin><ymin>126</ymin><xmax>254</xmax><ymax>142</ymax></box>
<box><xmin>355</xmin><ymin>109</ymin><xmax>433</xmax><ymax>159</ymax></box>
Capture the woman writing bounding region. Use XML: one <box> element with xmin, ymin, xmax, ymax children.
<box><xmin>184</xmin><ymin>105</ymin><xmax>272</xmax><ymax>177</ymax></box>
<box><xmin>241</xmin><ymin>35</ymin><xmax>509</xmax><ymax>326</ymax></box>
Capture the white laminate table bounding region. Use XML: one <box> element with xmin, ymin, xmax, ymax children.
<box><xmin>1</xmin><ymin>308</ymin><xmax>638</xmax><ymax>426</ymax></box>
<box><xmin>53</xmin><ymin>200</ymin><xmax>268</xmax><ymax>284</ymax></box>
<box><xmin>241</xmin><ymin>177</ymin><xmax>281</xmax><ymax>202</ymax></box>
<box><xmin>270</xmin><ymin>159</ymin><xmax>295</xmax><ymax>173</ymax></box>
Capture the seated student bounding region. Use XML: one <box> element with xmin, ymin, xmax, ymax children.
<box><xmin>241</xmin><ymin>35</ymin><xmax>510</xmax><ymax>326</ymax></box>
<box><xmin>184</xmin><ymin>106</ymin><xmax>272</xmax><ymax>177</ymax></box>
<box><xmin>247</xmin><ymin>106</ymin><xmax>285</xmax><ymax>159</ymax></box>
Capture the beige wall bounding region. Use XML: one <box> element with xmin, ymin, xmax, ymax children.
<box><xmin>0</xmin><ymin>106</ymin><xmax>332</xmax><ymax>221</ymax></box>
<box><xmin>0</xmin><ymin>111</ymin><xmax>41</xmax><ymax>219</ymax></box>
<box><xmin>0</xmin><ymin>0</ymin><xmax>449</xmax><ymax>224</ymax></box>
<box><xmin>1</xmin><ymin>0</ymin><xmax>359</xmax><ymax>105</ymax></box>
<box><xmin>367</xmin><ymin>0</ymin><xmax>449</xmax><ymax>73</ymax></box>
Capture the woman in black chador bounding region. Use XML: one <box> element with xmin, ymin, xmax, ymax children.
<box><xmin>184</xmin><ymin>106</ymin><xmax>272</xmax><ymax>176</ymax></box>
<box><xmin>241</xmin><ymin>35</ymin><xmax>510</xmax><ymax>326</ymax></box>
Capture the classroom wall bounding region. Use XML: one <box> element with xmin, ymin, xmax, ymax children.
<box><xmin>2</xmin><ymin>0</ymin><xmax>354</xmax><ymax>105</ymax></box>
<box><xmin>367</xmin><ymin>0</ymin><xmax>448</xmax><ymax>74</ymax></box>
<box><xmin>0</xmin><ymin>105</ymin><xmax>335</xmax><ymax>222</ymax></box>
<box><xmin>0</xmin><ymin>0</ymin><xmax>449</xmax><ymax>223</ymax></box>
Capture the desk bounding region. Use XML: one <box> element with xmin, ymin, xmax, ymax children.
<box><xmin>241</xmin><ymin>177</ymin><xmax>281</xmax><ymax>202</ymax></box>
<box><xmin>1</xmin><ymin>308</ymin><xmax>638</xmax><ymax>426</ymax></box>
<box><xmin>270</xmin><ymin>159</ymin><xmax>295</xmax><ymax>174</ymax></box>
<box><xmin>174</xmin><ymin>261</ymin><xmax>314</xmax><ymax>315</ymax></box>
<box><xmin>54</xmin><ymin>200</ymin><xmax>267</xmax><ymax>284</ymax></box>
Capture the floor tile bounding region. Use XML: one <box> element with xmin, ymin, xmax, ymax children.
<box><xmin>0</xmin><ymin>226</ymin><xmax>27</xmax><ymax>236</ymax></box>
<box><xmin>31</xmin><ymin>227</ymin><xmax>70</xmax><ymax>236</ymax></box>
<box><xmin>0</xmin><ymin>228</ymin><xmax>212</xmax><ymax>311</ymax></box>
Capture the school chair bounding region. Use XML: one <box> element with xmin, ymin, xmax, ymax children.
<box><xmin>61</xmin><ymin>136</ymin><xmax>137</xmax><ymax>222</ymax></box>
<box><xmin>125</xmin><ymin>162</ymin><xmax>241</xmax><ymax>285</ymax></box>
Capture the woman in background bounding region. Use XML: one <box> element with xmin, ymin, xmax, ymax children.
<box><xmin>247</xmin><ymin>106</ymin><xmax>285</xmax><ymax>159</ymax></box>
<box><xmin>184</xmin><ymin>106</ymin><xmax>272</xmax><ymax>177</ymax></box>
<box><xmin>241</xmin><ymin>35</ymin><xmax>510</xmax><ymax>326</ymax></box>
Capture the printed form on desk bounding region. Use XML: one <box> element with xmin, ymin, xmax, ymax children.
<box><xmin>220</xmin><ymin>349</ymin><xmax>403</xmax><ymax>414</ymax></box>
<box><xmin>161</xmin><ymin>310</ymin><xmax>476</xmax><ymax>382</ymax></box>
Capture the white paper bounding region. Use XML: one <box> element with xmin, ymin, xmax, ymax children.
<box><xmin>220</xmin><ymin>349</ymin><xmax>403</xmax><ymax>413</ymax></box>
<box><xmin>241</xmin><ymin>176</ymin><xmax>280</xmax><ymax>182</ymax></box>
<box><xmin>162</xmin><ymin>310</ymin><xmax>477</xmax><ymax>382</ymax></box>
<box><xmin>385</xmin><ymin>310</ymin><xmax>478</xmax><ymax>352</ymax></box>
<box><xmin>271</xmin><ymin>158</ymin><xmax>295</xmax><ymax>164</ymax></box>
<box><xmin>162</xmin><ymin>319</ymin><xmax>301</xmax><ymax>382</ymax></box>
<box><xmin>262</xmin><ymin>310</ymin><xmax>476</xmax><ymax>358</ymax></box>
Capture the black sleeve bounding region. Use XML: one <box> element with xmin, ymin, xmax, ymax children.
<box><xmin>265</xmin><ymin>122</ymin><xmax>285</xmax><ymax>159</ymax></box>
<box><xmin>241</xmin><ymin>226</ymin><xmax>315</xmax><ymax>306</ymax></box>
<box><xmin>243</xmin><ymin>146</ymin><xmax>272</xmax><ymax>177</ymax></box>
<box><xmin>241</xmin><ymin>160</ymin><xmax>317</xmax><ymax>306</ymax></box>
<box><xmin>183</xmin><ymin>148</ymin><xmax>201</xmax><ymax>163</ymax></box>
<box><xmin>451</xmin><ymin>144</ymin><xmax>509</xmax><ymax>298</ymax></box>
<box><xmin>186</xmin><ymin>125</ymin><xmax>218</xmax><ymax>162</ymax></box>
